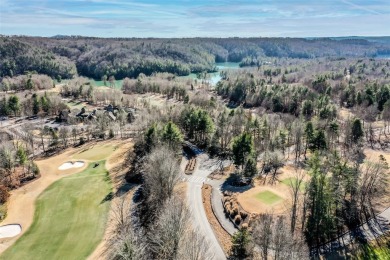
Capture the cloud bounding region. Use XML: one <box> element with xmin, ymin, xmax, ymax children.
<box><xmin>0</xmin><ymin>0</ymin><xmax>389</xmax><ymax>37</ymax></box>
<box><xmin>342</xmin><ymin>0</ymin><xmax>382</xmax><ymax>15</ymax></box>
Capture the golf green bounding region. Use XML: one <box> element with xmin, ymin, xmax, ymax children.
<box><xmin>254</xmin><ymin>190</ymin><xmax>283</xmax><ymax>205</ymax></box>
<box><xmin>281</xmin><ymin>177</ymin><xmax>306</xmax><ymax>191</ymax></box>
<box><xmin>1</xmin><ymin>161</ymin><xmax>112</xmax><ymax>260</ymax></box>
<box><xmin>73</xmin><ymin>144</ymin><xmax>117</xmax><ymax>161</ymax></box>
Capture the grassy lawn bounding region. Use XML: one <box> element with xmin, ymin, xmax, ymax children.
<box><xmin>66</xmin><ymin>101</ymin><xmax>85</xmax><ymax>110</ymax></box>
<box><xmin>254</xmin><ymin>190</ymin><xmax>283</xmax><ymax>205</ymax></box>
<box><xmin>281</xmin><ymin>177</ymin><xmax>306</xmax><ymax>191</ymax></box>
<box><xmin>1</xmin><ymin>161</ymin><xmax>112</xmax><ymax>260</ymax></box>
<box><xmin>73</xmin><ymin>144</ymin><xmax>117</xmax><ymax>161</ymax></box>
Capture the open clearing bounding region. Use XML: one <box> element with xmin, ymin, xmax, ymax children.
<box><xmin>254</xmin><ymin>190</ymin><xmax>283</xmax><ymax>205</ymax></box>
<box><xmin>0</xmin><ymin>161</ymin><xmax>112</xmax><ymax>260</ymax></box>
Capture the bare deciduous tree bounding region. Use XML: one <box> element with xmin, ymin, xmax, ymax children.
<box><xmin>59</xmin><ymin>127</ymin><xmax>69</xmax><ymax>148</ymax></box>
<box><xmin>251</xmin><ymin>214</ymin><xmax>309</xmax><ymax>260</ymax></box>
<box><xmin>143</xmin><ymin>145</ymin><xmax>180</xmax><ymax>205</ymax></box>
<box><xmin>178</xmin><ymin>228</ymin><xmax>214</xmax><ymax>260</ymax></box>
<box><xmin>359</xmin><ymin>158</ymin><xmax>389</xmax><ymax>218</ymax></box>
<box><xmin>288</xmin><ymin>169</ymin><xmax>306</xmax><ymax>234</ymax></box>
<box><xmin>252</xmin><ymin>213</ymin><xmax>273</xmax><ymax>259</ymax></box>
<box><xmin>107</xmin><ymin>197</ymin><xmax>147</xmax><ymax>260</ymax></box>
<box><xmin>149</xmin><ymin>196</ymin><xmax>213</xmax><ymax>260</ymax></box>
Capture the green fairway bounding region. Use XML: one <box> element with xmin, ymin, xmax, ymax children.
<box><xmin>1</xmin><ymin>161</ymin><xmax>112</xmax><ymax>260</ymax></box>
<box><xmin>254</xmin><ymin>190</ymin><xmax>283</xmax><ymax>205</ymax></box>
<box><xmin>281</xmin><ymin>177</ymin><xmax>306</xmax><ymax>191</ymax></box>
<box><xmin>73</xmin><ymin>144</ymin><xmax>117</xmax><ymax>161</ymax></box>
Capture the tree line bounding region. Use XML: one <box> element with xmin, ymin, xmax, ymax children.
<box><xmin>2</xmin><ymin>36</ymin><xmax>390</xmax><ymax>81</ymax></box>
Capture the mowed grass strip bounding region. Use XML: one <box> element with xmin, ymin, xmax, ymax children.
<box><xmin>1</xmin><ymin>161</ymin><xmax>112</xmax><ymax>260</ymax></box>
<box><xmin>73</xmin><ymin>144</ymin><xmax>117</xmax><ymax>161</ymax></box>
<box><xmin>254</xmin><ymin>190</ymin><xmax>283</xmax><ymax>205</ymax></box>
<box><xmin>281</xmin><ymin>177</ymin><xmax>306</xmax><ymax>192</ymax></box>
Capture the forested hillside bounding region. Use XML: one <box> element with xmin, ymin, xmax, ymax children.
<box><xmin>0</xmin><ymin>38</ymin><xmax>76</xmax><ymax>79</ymax></box>
<box><xmin>1</xmin><ymin>36</ymin><xmax>390</xmax><ymax>81</ymax></box>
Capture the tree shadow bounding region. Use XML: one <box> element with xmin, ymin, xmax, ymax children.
<box><xmin>183</xmin><ymin>145</ymin><xmax>196</xmax><ymax>160</ymax></box>
<box><xmin>220</xmin><ymin>174</ymin><xmax>253</xmax><ymax>193</ymax></box>
<box><xmin>100</xmin><ymin>191</ymin><xmax>114</xmax><ymax>204</ymax></box>
<box><xmin>115</xmin><ymin>182</ymin><xmax>138</xmax><ymax>197</ymax></box>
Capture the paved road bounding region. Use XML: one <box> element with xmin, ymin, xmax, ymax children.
<box><xmin>185</xmin><ymin>153</ymin><xmax>227</xmax><ymax>260</ymax></box>
<box><xmin>318</xmin><ymin>206</ymin><xmax>390</xmax><ymax>255</ymax></box>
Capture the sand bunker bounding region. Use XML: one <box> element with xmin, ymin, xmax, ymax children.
<box><xmin>58</xmin><ymin>161</ymin><xmax>85</xmax><ymax>170</ymax></box>
<box><xmin>0</xmin><ymin>224</ymin><xmax>22</xmax><ymax>239</ymax></box>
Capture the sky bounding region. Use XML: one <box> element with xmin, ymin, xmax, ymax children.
<box><xmin>0</xmin><ymin>0</ymin><xmax>389</xmax><ymax>38</ymax></box>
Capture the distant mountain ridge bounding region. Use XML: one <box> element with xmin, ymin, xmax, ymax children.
<box><xmin>1</xmin><ymin>36</ymin><xmax>390</xmax><ymax>80</ymax></box>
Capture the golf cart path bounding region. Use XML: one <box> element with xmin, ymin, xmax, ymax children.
<box><xmin>209</xmin><ymin>180</ymin><xmax>238</xmax><ymax>236</ymax></box>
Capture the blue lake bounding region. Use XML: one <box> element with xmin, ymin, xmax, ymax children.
<box><xmin>91</xmin><ymin>62</ymin><xmax>241</xmax><ymax>88</ymax></box>
<box><xmin>180</xmin><ymin>62</ymin><xmax>241</xmax><ymax>86</ymax></box>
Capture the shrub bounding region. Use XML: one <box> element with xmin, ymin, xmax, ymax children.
<box><xmin>0</xmin><ymin>185</ymin><xmax>10</xmax><ymax>204</ymax></box>
<box><xmin>231</xmin><ymin>206</ymin><xmax>238</xmax><ymax>217</ymax></box>
<box><xmin>225</xmin><ymin>204</ymin><xmax>232</xmax><ymax>215</ymax></box>
<box><xmin>234</xmin><ymin>215</ymin><xmax>242</xmax><ymax>225</ymax></box>
<box><xmin>240</xmin><ymin>211</ymin><xmax>248</xmax><ymax>219</ymax></box>
<box><xmin>109</xmin><ymin>129</ymin><xmax>115</xmax><ymax>139</ymax></box>
<box><xmin>32</xmin><ymin>162</ymin><xmax>40</xmax><ymax>176</ymax></box>
<box><xmin>79</xmin><ymin>137</ymin><xmax>85</xmax><ymax>145</ymax></box>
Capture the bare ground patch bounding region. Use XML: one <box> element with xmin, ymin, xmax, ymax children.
<box><xmin>202</xmin><ymin>184</ymin><xmax>232</xmax><ymax>255</ymax></box>
<box><xmin>363</xmin><ymin>149</ymin><xmax>390</xmax><ymax>213</ymax></box>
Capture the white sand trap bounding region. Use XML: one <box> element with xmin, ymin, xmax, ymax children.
<box><xmin>0</xmin><ymin>224</ymin><xmax>22</xmax><ymax>239</ymax></box>
<box><xmin>72</xmin><ymin>161</ymin><xmax>85</xmax><ymax>168</ymax></box>
<box><xmin>58</xmin><ymin>161</ymin><xmax>85</xmax><ymax>170</ymax></box>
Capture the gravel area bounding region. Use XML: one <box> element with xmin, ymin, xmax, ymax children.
<box><xmin>202</xmin><ymin>184</ymin><xmax>232</xmax><ymax>255</ymax></box>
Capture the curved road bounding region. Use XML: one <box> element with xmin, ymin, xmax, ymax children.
<box><xmin>318</xmin><ymin>206</ymin><xmax>390</xmax><ymax>255</ymax></box>
<box><xmin>184</xmin><ymin>152</ymin><xmax>226</xmax><ymax>260</ymax></box>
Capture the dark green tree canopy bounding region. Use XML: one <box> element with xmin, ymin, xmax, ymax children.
<box><xmin>351</xmin><ymin>118</ymin><xmax>364</xmax><ymax>143</ymax></box>
<box><xmin>162</xmin><ymin>121</ymin><xmax>184</xmax><ymax>149</ymax></box>
<box><xmin>232</xmin><ymin>132</ymin><xmax>254</xmax><ymax>168</ymax></box>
